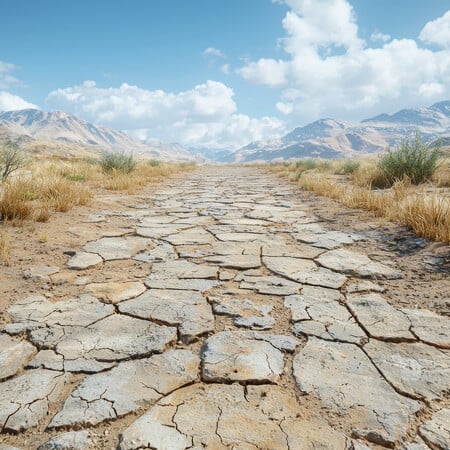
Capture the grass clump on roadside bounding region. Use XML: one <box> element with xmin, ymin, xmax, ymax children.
<box><xmin>99</xmin><ymin>150</ymin><xmax>137</xmax><ymax>173</ymax></box>
<box><xmin>373</xmin><ymin>133</ymin><xmax>440</xmax><ymax>188</ymax></box>
<box><xmin>337</xmin><ymin>160</ymin><xmax>360</xmax><ymax>175</ymax></box>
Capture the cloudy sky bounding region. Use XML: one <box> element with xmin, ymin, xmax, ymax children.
<box><xmin>1</xmin><ymin>0</ymin><xmax>450</xmax><ymax>148</ymax></box>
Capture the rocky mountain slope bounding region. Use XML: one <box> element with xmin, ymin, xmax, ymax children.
<box><xmin>225</xmin><ymin>101</ymin><xmax>450</xmax><ymax>163</ymax></box>
<box><xmin>0</xmin><ymin>109</ymin><xmax>197</xmax><ymax>161</ymax></box>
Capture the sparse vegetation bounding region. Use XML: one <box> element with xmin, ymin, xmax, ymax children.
<box><xmin>0</xmin><ymin>141</ymin><xmax>27</xmax><ymax>181</ymax></box>
<box><xmin>267</xmin><ymin>151</ymin><xmax>450</xmax><ymax>244</ymax></box>
<box><xmin>99</xmin><ymin>150</ymin><xmax>137</xmax><ymax>173</ymax></box>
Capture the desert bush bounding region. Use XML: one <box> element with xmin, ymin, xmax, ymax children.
<box><xmin>375</xmin><ymin>133</ymin><xmax>440</xmax><ymax>187</ymax></box>
<box><xmin>99</xmin><ymin>151</ymin><xmax>136</xmax><ymax>173</ymax></box>
<box><xmin>148</xmin><ymin>159</ymin><xmax>161</xmax><ymax>167</ymax></box>
<box><xmin>0</xmin><ymin>141</ymin><xmax>27</xmax><ymax>181</ymax></box>
<box><xmin>296</xmin><ymin>159</ymin><xmax>318</xmax><ymax>170</ymax></box>
<box><xmin>338</xmin><ymin>160</ymin><xmax>360</xmax><ymax>175</ymax></box>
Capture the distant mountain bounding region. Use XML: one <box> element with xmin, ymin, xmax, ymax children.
<box><xmin>187</xmin><ymin>146</ymin><xmax>233</xmax><ymax>162</ymax></box>
<box><xmin>0</xmin><ymin>109</ymin><xmax>198</xmax><ymax>162</ymax></box>
<box><xmin>226</xmin><ymin>101</ymin><xmax>450</xmax><ymax>163</ymax></box>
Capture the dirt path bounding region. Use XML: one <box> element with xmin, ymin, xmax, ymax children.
<box><xmin>0</xmin><ymin>166</ymin><xmax>449</xmax><ymax>450</ymax></box>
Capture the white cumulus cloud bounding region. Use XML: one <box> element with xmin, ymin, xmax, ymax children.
<box><xmin>239</xmin><ymin>1</ymin><xmax>450</xmax><ymax>124</ymax></box>
<box><xmin>419</xmin><ymin>10</ymin><xmax>450</xmax><ymax>48</ymax></box>
<box><xmin>47</xmin><ymin>80</ymin><xmax>285</xmax><ymax>148</ymax></box>
<box><xmin>0</xmin><ymin>91</ymin><xmax>39</xmax><ymax>111</ymax></box>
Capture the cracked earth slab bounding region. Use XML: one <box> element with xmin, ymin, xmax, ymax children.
<box><xmin>285</xmin><ymin>286</ymin><xmax>368</xmax><ymax>345</ymax></box>
<box><xmin>317</xmin><ymin>248</ymin><xmax>402</xmax><ymax>279</ymax></box>
<box><xmin>24</xmin><ymin>315</ymin><xmax>177</xmax><ymax>373</ymax></box>
<box><xmin>263</xmin><ymin>256</ymin><xmax>348</xmax><ymax>288</ymax></box>
<box><xmin>201</xmin><ymin>330</ymin><xmax>298</xmax><ymax>383</ymax></box>
<box><xmin>118</xmin><ymin>289</ymin><xmax>214</xmax><ymax>342</ymax></box>
<box><xmin>293</xmin><ymin>337</ymin><xmax>421</xmax><ymax>447</ymax></box>
<box><xmin>118</xmin><ymin>383</ymin><xmax>360</xmax><ymax>450</ymax></box>
<box><xmin>0</xmin><ymin>369</ymin><xmax>70</xmax><ymax>433</ymax></box>
<box><xmin>0</xmin><ymin>335</ymin><xmax>35</xmax><ymax>381</ymax></box>
<box><xmin>49</xmin><ymin>350</ymin><xmax>199</xmax><ymax>428</ymax></box>
<box><xmin>364</xmin><ymin>340</ymin><xmax>450</xmax><ymax>401</ymax></box>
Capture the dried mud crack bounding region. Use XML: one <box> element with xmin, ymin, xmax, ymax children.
<box><xmin>0</xmin><ymin>166</ymin><xmax>449</xmax><ymax>450</ymax></box>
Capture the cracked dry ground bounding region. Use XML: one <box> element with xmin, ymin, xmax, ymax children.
<box><xmin>1</xmin><ymin>167</ymin><xmax>449</xmax><ymax>450</ymax></box>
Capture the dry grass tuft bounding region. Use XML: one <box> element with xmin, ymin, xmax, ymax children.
<box><xmin>0</xmin><ymin>179</ymin><xmax>34</xmax><ymax>222</ymax></box>
<box><xmin>37</xmin><ymin>176</ymin><xmax>92</xmax><ymax>211</ymax></box>
<box><xmin>399</xmin><ymin>195</ymin><xmax>450</xmax><ymax>243</ymax></box>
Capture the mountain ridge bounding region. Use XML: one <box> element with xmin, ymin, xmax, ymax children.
<box><xmin>224</xmin><ymin>100</ymin><xmax>450</xmax><ymax>163</ymax></box>
<box><xmin>0</xmin><ymin>109</ymin><xmax>198</xmax><ymax>162</ymax></box>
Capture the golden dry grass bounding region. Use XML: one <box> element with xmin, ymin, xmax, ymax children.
<box><xmin>267</xmin><ymin>156</ymin><xmax>450</xmax><ymax>244</ymax></box>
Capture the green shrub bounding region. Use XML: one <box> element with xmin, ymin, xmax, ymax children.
<box><xmin>296</xmin><ymin>159</ymin><xmax>318</xmax><ymax>170</ymax></box>
<box><xmin>99</xmin><ymin>151</ymin><xmax>136</xmax><ymax>173</ymax></box>
<box><xmin>338</xmin><ymin>160</ymin><xmax>360</xmax><ymax>175</ymax></box>
<box><xmin>148</xmin><ymin>159</ymin><xmax>161</xmax><ymax>167</ymax></box>
<box><xmin>375</xmin><ymin>133</ymin><xmax>440</xmax><ymax>188</ymax></box>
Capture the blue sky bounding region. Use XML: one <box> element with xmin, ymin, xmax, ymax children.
<box><xmin>1</xmin><ymin>0</ymin><xmax>450</xmax><ymax>148</ymax></box>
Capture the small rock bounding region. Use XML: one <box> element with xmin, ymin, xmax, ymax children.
<box><xmin>66</xmin><ymin>252</ymin><xmax>103</xmax><ymax>270</ymax></box>
<box><xmin>211</xmin><ymin>296</ymin><xmax>274</xmax><ymax>330</ymax></box>
<box><xmin>23</xmin><ymin>265</ymin><xmax>60</xmax><ymax>282</ymax></box>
